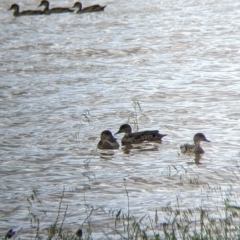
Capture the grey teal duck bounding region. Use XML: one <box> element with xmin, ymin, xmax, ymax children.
<box><xmin>180</xmin><ymin>133</ymin><xmax>210</xmax><ymax>154</ymax></box>
<box><xmin>38</xmin><ymin>0</ymin><xmax>74</xmax><ymax>14</ymax></box>
<box><xmin>8</xmin><ymin>4</ymin><xmax>43</xmax><ymax>16</ymax></box>
<box><xmin>97</xmin><ymin>130</ymin><xmax>119</xmax><ymax>150</ymax></box>
<box><xmin>72</xmin><ymin>2</ymin><xmax>106</xmax><ymax>13</ymax></box>
<box><xmin>115</xmin><ymin>124</ymin><xmax>167</xmax><ymax>145</ymax></box>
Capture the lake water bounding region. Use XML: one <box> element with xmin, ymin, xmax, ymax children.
<box><xmin>0</xmin><ymin>0</ymin><xmax>240</xmax><ymax>238</ymax></box>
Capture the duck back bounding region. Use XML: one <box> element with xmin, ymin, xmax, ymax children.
<box><xmin>97</xmin><ymin>139</ymin><xmax>119</xmax><ymax>150</ymax></box>
<box><xmin>80</xmin><ymin>4</ymin><xmax>106</xmax><ymax>13</ymax></box>
<box><xmin>20</xmin><ymin>10</ymin><xmax>43</xmax><ymax>15</ymax></box>
<box><xmin>49</xmin><ymin>7</ymin><xmax>73</xmax><ymax>13</ymax></box>
<box><xmin>180</xmin><ymin>143</ymin><xmax>204</xmax><ymax>154</ymax></box>
<box><xmin>122</xmin><ymin>130</ymin><xmax>166</xmax><ymax>144</ymax></box>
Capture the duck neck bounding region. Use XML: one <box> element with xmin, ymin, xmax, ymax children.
<box><xmin>79</xmin><ymin>3</ymin><xmax>82</xmax><ymax>11</ymax></box>
<box><xmin>43</xmin><ymin>2</ymin><xmax>49</xmax><ymax>11</ymax></box>
<box><xmin>13</xmin><ymin>6</ymin><xmax>20</xmax><ymax>15</ymax></box>
<box><xmin>14</xmin><ymin>10</ymin><xmax>19</xmax><ymax>16</ymax></box>
<box><xmin>194</xmin><ymin>139</ymin><xmax>201</xmax><ymax>146</ymax></box>
<box><xmin>194</xmin><ymin>141</ymin><xmax>202</xmax><ymax>150</ymax></box>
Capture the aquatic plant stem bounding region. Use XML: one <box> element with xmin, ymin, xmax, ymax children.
<box><xmin>124</xmin><ymin>179</ymin><xmax>130</xmax><ymax>239</ymax></box>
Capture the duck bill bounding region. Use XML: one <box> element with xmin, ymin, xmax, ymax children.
<box><xmin>114</xmin><ymin>130</ymin><xmax>121</xmax><ymax>135</ymax></box>
<box><xmin>204</xmin><ymin>139</ymin><xmax>211</xmax><ymax>142</ymax></box>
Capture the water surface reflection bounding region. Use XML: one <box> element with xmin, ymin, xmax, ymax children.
<box><xmin>1</xmin><ymin>0</ymin><xmax>240</xmax><ymax>237</ymax></box>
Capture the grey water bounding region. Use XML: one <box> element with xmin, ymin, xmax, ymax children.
<box><xmin>0</xmin><ymin>0</ymin><xmax>240</xmax><ymax>238</ymax></box>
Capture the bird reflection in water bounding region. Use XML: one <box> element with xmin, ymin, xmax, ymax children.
<box><xmin>99</xmin><ymin>151</ymin><xmax>115</xmax><ymax>160</ymax></box>
<box><xmin>122</xmin><ymin>143</ymin><xmax>160</xmax><ymax>154</ymax></box>
<box><xmin>185</xmin><ymin>153</ymin><xmax>203</xmax><ymax>165</ymax></box>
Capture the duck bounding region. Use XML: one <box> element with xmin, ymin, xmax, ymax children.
<box><xmin>180</xmin><ymin>133</ymin><xmax>210</xmax><ymax>154</ymax></box>
<box><xmin>71</xmin><ymin>2</ymin><xmax>106</xmax><ymax>13</ymax></box>
<box><xmin>115</xmin><ymin>124</ymin><xmax>167</xmax><ymax>145</ymax></box>
<box><xmin>38</xmin><ymin>0</ymin><xmax>74</xmax><ymax>14</ymax></box>
<box><xmin>8</xmin><ymin>4</ymin><xmax>43</xmax><ymax>16</ymax></box>
<box><xmin>97</xmin><ymin>130</ymin><xmax>120</xmax><ymax>150</ymax></box>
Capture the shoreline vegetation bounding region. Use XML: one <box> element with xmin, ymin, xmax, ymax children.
<box><xmin>2</xmin><ymin>184</ymin><xmax>240</xmax><ymax>240</ymax></box>
<box><xmin>2</xmin><ymin>102</ymin><xmax>240</xmax><ymax>239</ymax></box>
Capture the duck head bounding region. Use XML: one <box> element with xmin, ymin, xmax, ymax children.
<box><xmin>115</xmin><ymin>124</ymin><xmax>132</xmax><ymax>135</ymax></box>
<box><xmin>100</xmin><ymin>130</ymin><xmax>116</xmax><ymax>141</ymax></box>
<box><xmin>194</xmin><ymin>133</ymin><xmax>210</xmax><ymax>145</ymax></box>
<box><xmin>71</xmin><ymin>2</ymin><xmax>82</xmax><ymax>10</ymax></box>
<box><xmin>38</xmin><ymin>0</ymin><xmax>49</xmax><ymax>9</ymax></box>
<box><xmin>8</xmin><ymin>4</ymin><xmax>19</xmax><ymax>12</ymax></box>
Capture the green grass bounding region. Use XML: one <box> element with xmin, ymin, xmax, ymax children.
<box><xmin>2</xmin><ymin>184</ymin><xmax>240</xmax><ymax>240</ymax></box>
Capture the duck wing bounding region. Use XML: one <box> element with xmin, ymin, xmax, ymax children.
<box><xmin>81</xmin><ymin>4</ymin><xmax>106</xmax><ymax>13</ymax></box>
<box><xmin>122</xmin><ymin>130</ymin><xmax>166</xmax><ymax>144</ymax></box>
<box><xmin>20</xmin><ymin>10</ymin><xmax>43</xmax><ymax>15</ymax></box>
<box><xmin>97</xmin><ymin>140</ymin><xmax>119</xmax><ymax>150</ymax></box>
<box><xmin>180</xmin><ymin>144</ymin><xmax>194</xmax><ymax>154</ymax></box>
<box><xmin>50</xmin><ymin>7</ymin><xmax>73</xmax><ymax>13</ymax></box>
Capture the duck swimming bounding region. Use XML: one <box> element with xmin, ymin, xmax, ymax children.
<box><xmin>71</xmin><ymin>2</ymin><xmax>106</xmax><ymax>13</ymax></box>
<box><xmin>97</xmin><ymin>130</ymin><xmax>119</xmax><ymax>150</ymax></box>
<box><xmin>115</xmin><ymin>124</ymin><xmax>167</xmax><ymax>145</ymax></box>
<box><xmin>8</xmin><ymin>4</ymin><xmax>43</xmax><ymax>16</ymax></box>
<box><xmin>180</xmin><ymin>133</ymin><xmax>210</xmax><ymax>154</ymax></box>
<box><xmin>38</xmin><ymin>0</ymin><xmax>74</xmax><ymax>14</ymax></box>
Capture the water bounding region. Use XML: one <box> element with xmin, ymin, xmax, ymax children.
<box><xmin>1</xmin><ymin>0</ymin><xmax>240</xmax><ymax>238</ymax></box>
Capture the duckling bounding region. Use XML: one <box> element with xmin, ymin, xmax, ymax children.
<box><xmin>180</xmin><ymin>133</ymin><xmax>210</xmax><ymax>154</ymax></box>
<box><xmin>8</xmin><ymin>4</ymin><xmax>43</xmax><ymax>17</ymax></box>
<box><xmin>97</xmin><ymin>130</ymin><xmax>119</xmax><ymax>150</ymax></box>
<box><xmin>38</xmin><ymin>0</ymin><xmax>74</xmax><ymax>14</ymax></box>
<box><xmin>115</xmin><ymin>124</ymin><xmax>167</xmax><ymax>145</ymax></box>
<box><xmin>72</xmin><ymin>2</ymin><xmax>106</xmax><ymax>13</ymax></box>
